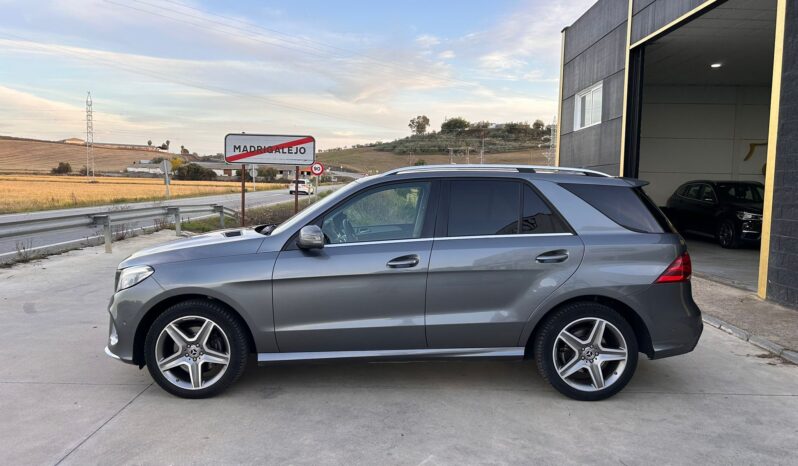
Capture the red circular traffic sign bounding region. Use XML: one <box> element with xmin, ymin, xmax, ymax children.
<box><xmin>310</xmin><ymin>162</ymin><xmax>325</xmax><ymax>176</ymax></box>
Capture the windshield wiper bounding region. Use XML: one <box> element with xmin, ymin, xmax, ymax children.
<box><xmin>254</xmin><ymin>223</ymin><xmax>278</xmax><ymax>235</ymax></box>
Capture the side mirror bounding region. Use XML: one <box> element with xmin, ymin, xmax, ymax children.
<box><xmin>297</xmin><ymin>225</ymin><xmax>324</xmax><ymax>249</ymax></box>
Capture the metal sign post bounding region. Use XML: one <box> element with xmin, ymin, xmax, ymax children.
<box><xmin>161</xmin><ymin>159</ymin><xmax>171</xmax><ymax>198</ymax></box>
<box><xmin>224</xmin><ymin>134</ymin><xmax>316</xmax><ymax>222</ymax></box>
<box><xmin>240</xmin><ymin>164</ymin><xmax>246</xmax><ymax>227</ymax></box>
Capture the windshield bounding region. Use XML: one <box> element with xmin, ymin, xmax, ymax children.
<box><xmin>716</xmin><ymin>183</ymin><xmax>764</xmax><ymax>203</ymax></box>
<box><xmin>269</xmin><ymin>179</ymin><xmax>365</xmax><ymax>236</ymax></box>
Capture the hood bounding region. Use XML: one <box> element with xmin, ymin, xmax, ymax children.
<box><xmin>119</xmin><ymin>228</ymin><xmax>266</xmax><ymax>268</ymax></box>
<box><xmin>726</xmin><ymin>200</ymin><xmax>763</xmax><ymax>214</ymax></box>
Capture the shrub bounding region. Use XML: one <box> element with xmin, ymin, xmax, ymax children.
<box><xmin>174</xmin><ymin>163</ymin><xmax>217</xmax><ymax>181</ymax></box>
<box><xmin>51</xmin><ymin>162</ymin><xmax>72</xmax><ymax>174</ymax></box>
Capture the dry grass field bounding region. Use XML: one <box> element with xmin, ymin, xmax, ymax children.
<box><xmin>0</xmin><ymin>137</ymin><xmax>180</xmax><ymax>174</ymax></box>
<box><xmin>318</xmin><ymin>147</ymin><xmax>552</xmax><ymax>173</ymax></box>
<box><xmin>0</xmin><ymin>175</ymin><xmax>285</xmax><ymax>214</ymax></box>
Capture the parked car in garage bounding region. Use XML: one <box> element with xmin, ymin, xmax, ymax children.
<box><xmin>289</xmin><ymin>179</ymin><xmax>314</xmax><ymax>195</ymax></box>
<box><xmin>106</xmin><ymin>165</ymin><xmax>703</xmax><ymax>401</ymax></box>
<box><xmin>665</xmin><ymin>180</ymin><xmax>764</xmax><ymax>248</ymax></box>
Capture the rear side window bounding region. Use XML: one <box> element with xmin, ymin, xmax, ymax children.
<box><xmin>522</xmin><ymin>185</ymin><xmax>569</xmax><ymax>234</ymax></box>
<box><xmin>445</xmin><ymin>180</ymin><xmax>569</xmax><ymax>237</ymax></box>
<box><xmin>448</xmin><ymin>180</ymin><xmax>520</xmax><ymax>236</ymax></box>
<box><xmin>561</xmin><ymin>183</ymin><xmax>671</xmax><ymax>233</ymax></box>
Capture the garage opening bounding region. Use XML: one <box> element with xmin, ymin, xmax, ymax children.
<box><xmin>633</xmin><ymin>0</ymin><xmax>777</xmax><ymax>291</ymax></box>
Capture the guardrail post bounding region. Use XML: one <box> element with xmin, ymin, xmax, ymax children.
<box><xmin>167</xmin><ymin>207</ymin><xmax>181</xmax><ymax>236</ymax></box>
<box><xmin>213</xmin><ymin>205</ymin><xmax>225</xmax><ymax>228</ymax></box>
<box><xmin>93</xmin><ymin>215</ymin><xmax>112</xmax><ymax>253</ymax></box>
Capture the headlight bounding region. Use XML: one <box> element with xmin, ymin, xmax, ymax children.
<box><xmin>116</xmin><ymin>266</ymin><xmax>154</xmax><ymax>291</ymax></box>
<box><xmin>736</xmin><ymin>211</ymin><xmax>762</xmax><ymax>221</ymax></box>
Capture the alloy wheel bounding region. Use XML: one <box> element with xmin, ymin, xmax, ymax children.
<box><xmin>155</xmin><ymin>315</ymin><xmax>231</xmax><ymax>390</ymax></box>
<box><xmin>552</xmin><ymin>317</ymin><xmax>628</xmax><ymax>392</ymax></box>
<box><xmin>718</xmin><ymin>222</ymin><xmax>734</xmax><ymax>247</ymax></box>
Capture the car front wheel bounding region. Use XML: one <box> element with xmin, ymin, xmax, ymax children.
<box><xmin>717</xmin><ymin>219</ymin><xmax>740</xmax><ymax>249</ymax></box>
<box><xmin>534</xmin><ymin>302</ymin><xmax>638</xmax><ymax>401</ymax></box>
<box><xmin>144</xmin><ymin>300</ymin><xmax>249</xmax><ymax>398</ymax></box>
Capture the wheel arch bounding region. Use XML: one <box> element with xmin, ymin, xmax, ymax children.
<box><xmin>132</xmin><ymin>294</ymin><xmax>257</xmax><ymax>367</ymax></box>
<box><xmin>523</xmin><ymin>295</ymin><xmax>654</xmax><ymax>359</ymax></box>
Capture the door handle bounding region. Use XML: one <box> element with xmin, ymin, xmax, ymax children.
<box><xmin>387</xmin><ymin>254</ymin><xmax>420</xmax><ymax>268</ymax></box>
<box><xmin>536</xmin><ymin>250</ymin><xmax>569</xmax><ymax>264</ymax></box>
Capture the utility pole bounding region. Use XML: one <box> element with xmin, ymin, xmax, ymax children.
<box><xmin>480</xmin><ymin>138</ymin><xmax>485</xmax><ymax>164</ymax></box>
<box><xmin>465</xmin><ymin>146</ymin><xmax>471</xmax><ymax>164</ymax></box>
<box><xmin>448</xmin><ymin>147</ymin><xmax>454</xmax><ymax>164</ymax></box>
<box><xmin>85</xmin><ymin>92</ymin><xmax>94</xmax><ymax>181</ymax></box>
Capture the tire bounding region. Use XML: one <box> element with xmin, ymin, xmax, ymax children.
<box><xmin>144</xmin><ymin>299</ymin><xmax>249</xmax><ymax>399</ymax></box>
<box><xmin>534</xmin><ymin>302</ymin><xmax>638</xmax><ymax>401</ymax></box>
<box><xmin>717</xmin><ymin>219</ymin><xmax>740</xmax><ymax>249</ymax></box>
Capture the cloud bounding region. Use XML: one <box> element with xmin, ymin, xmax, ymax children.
<box><xmin>415</xmin><ymin>34</ymin><xmax>441</xmax><ymax>48</ymax></box>
<box><xmin>438</xmin><ymin>50</ymin><xmax>456</xmax><ymax>59</ymax></box>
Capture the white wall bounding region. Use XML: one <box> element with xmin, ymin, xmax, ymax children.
<box><xmin>639</xmin><ymin>85</ymin><xmax>769</xmax><ymax>205</ymax></box>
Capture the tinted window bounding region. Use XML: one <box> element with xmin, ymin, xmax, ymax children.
<box><xmin>448</xmin><ymin>180</ymin><xmax>519</xmax><ymax>236</ymax></box>
<box><xmin>697</xmin><ymin>185</ymin><xmax>716</xmax><ymax>202</ymax></box>
<box><xmin>522</xmin><ymin>185</ymin><xmax>568</xmax><ymax>234</ymax></box>
<box><xmin>683</xmin><ymin>184</ymin><xmax>702</xmax><ymax>199</ymax></box>
<box><xmin>717</xmin><ymin>183</ymin><xmax>764</xmax><ymax>202</ymax></box>
<box><xmin>322</xmin><ymin>182</ymin><xmax>431</xmax><ymax>244</ymax></box>
<box><xmin>561</xmin><ymin>183</ymin><xmax>668</xmax><ymax>233</ymax></box>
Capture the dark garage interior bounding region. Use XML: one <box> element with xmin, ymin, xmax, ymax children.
<box><xmin>634</xmin><ymin>0</ymin><xmax>776</xmax><ymax>290</ymax></box>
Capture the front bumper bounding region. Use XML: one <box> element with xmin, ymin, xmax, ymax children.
<box><xmin>104</xmin><ymin>274</ymin><xmax>165</xmax><ymax>365</ymax></box>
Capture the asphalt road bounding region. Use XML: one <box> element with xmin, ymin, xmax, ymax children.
<box><xmin>0</xmin><ymin>232</ymin><xmax>796</xmax><ymax>465</ymax></box>
<box><xmin>0</xmin><ymin>185</ymin><xmax>341</xmax><ymax>256</ymax></box>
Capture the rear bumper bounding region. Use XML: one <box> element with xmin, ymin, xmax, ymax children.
<box><xmin>631</xmin><ymin>281</ymin><xmax>704</xmax><ymax>360</ymax></box>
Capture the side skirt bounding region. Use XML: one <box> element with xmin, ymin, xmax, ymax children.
<box><xmin>257</xmin><ymin>347</ymin><xmax>525</xmax><ymax>364</ymax></box>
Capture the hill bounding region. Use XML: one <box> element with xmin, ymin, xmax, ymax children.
<box><xmin>318</xmin><ymin>147</ymin><xmax>552</xmax><ymax>174</ymax></box>
<box><xmin>0</xmin><ymin>136</ymin><xmax>182</xmax><ymax>174</ymax></box>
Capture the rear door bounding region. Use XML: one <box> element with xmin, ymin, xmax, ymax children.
<box><xmin>425</xmin><ymin>179</ymin><xmax>584</xmax><ymax>348</ymax></box>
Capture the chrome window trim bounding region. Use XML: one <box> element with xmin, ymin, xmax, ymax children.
<box><xmin>436</xmin><ymin>233</ymin><xmax>574</xmax><ymax>241</ymax></box>
<box><xmin>324</xmin><ymin>237</ymin><xmax>432</xmax><ymax>248</ymax></box>
<box><xmin>322</xmin><ymin>232</ymin><xmax>574</xmax><ymax>248</ymax></box>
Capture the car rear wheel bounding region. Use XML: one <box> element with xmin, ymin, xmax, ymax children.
<box><xmin>717</xmin><ymin>219</ymin><xmax>740</xmax><ymax>249</ymax></box>
<box><xmin>534</xmin><ymin>302</ymin><xmax>638</xmax><ymax>401</ymax></box>
<box><xmin>144</xmin><ymin>300</ymin><xmax>249</xmax><ymax>398</ymax></box>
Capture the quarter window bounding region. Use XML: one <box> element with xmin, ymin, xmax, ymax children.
<box><xmin>574</xmin><ymin>81</ymin><xmax>603</xmax><ymax>130</ymax></box>
<box><xmin>321</xmin><ymin>182</ymin><xmax>431</xmax><ymax>244</ymax></box>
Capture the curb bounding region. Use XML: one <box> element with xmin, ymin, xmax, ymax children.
<box><xmin>702</xmin><ymin>315</ymin><xmax>798</xmax><ymax>365</ymax></box>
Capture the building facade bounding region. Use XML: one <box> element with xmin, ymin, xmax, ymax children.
<box><xmin>557</xmin><ymin>0</ymin><xmax>796</xmax><ymax>306</ymax></box>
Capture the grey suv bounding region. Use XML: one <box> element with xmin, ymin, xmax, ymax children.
<box><xmin>105</xmin><ymin>165</ymin><xmax>702</xmax><ymax>401</ymax></box>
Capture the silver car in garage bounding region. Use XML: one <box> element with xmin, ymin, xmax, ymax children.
<box><xmin>106</xmin><ymin>165</ymin><xmax>702</xmax><ymax>400</ymax></box>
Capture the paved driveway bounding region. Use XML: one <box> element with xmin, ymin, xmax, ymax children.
<box><xmin>0</xmin><ymin>232</ymin><xmax>796</xmax><ymax>465</ymax></box>
<box><xmin>687</xmin><ymin>238</ymin><xmax>760</xmax><ymax>291</ymax></box>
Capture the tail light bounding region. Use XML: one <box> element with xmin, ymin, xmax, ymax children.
<box><xmin>655</xmin><ymin>252</ymin><xmax>692</xmax><ymax>283</ymax></box>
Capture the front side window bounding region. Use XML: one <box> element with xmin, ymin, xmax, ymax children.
<box><xmin>574</xmin><ymin>81</ymin><xmax>603</xmax><ymax>130</ymax></box>
<box><xmin>321</xmin><ymin>182</ymin><xmax>431</xmax><ymax>244</ymax></box>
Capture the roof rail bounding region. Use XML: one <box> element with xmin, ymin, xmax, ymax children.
<box><xmin>384</xmin><ymin>164</ymin><xmax>612</xmax><ymax>177</ymax></box>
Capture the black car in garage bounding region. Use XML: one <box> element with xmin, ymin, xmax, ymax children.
<box><xmin>665</xmin><ymin>181</ymin><xmax>764</xmax><ymax>249</ymax></box>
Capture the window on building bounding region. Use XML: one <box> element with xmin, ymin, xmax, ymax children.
<box><xmin>574</xmin><ymin>81</ymin><xmax>603</xmax><ymax>130</ymax></box>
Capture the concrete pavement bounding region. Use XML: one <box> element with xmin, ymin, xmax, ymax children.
<box><xmin>0</xmin><ymin>232</ymin><xmax>796</xmax><ymax>465</ymax></box>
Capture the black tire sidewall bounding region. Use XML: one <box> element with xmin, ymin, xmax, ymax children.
<box><xmin>144</xmin><ymin>300</ymin><xmax>249</xmax><ymax>399</ymax></box>
<box><xmin>717</xmin><ymin>219</ymin><xmax>740</xmax><ymax>249</ymax></box>
<box><xmin>535</xmin><ymin>302</ymin><xmax>638</xmax><ymax>401</ymax></box>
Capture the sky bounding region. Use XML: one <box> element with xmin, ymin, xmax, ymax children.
<box><xmin>0</xmin><ymin>0</ymin><xmax>595</xmax><ymax>154</ymax></box>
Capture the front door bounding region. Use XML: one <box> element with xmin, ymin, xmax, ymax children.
<box><xmin>272</xmin><ymin>180</ymin><xmax>437</xmax><ymax>352</ymax></box>
<box><xmin>425</xmin><ymin>179</ymin><xmax>584</xmax><ymax>348</ymax></box>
